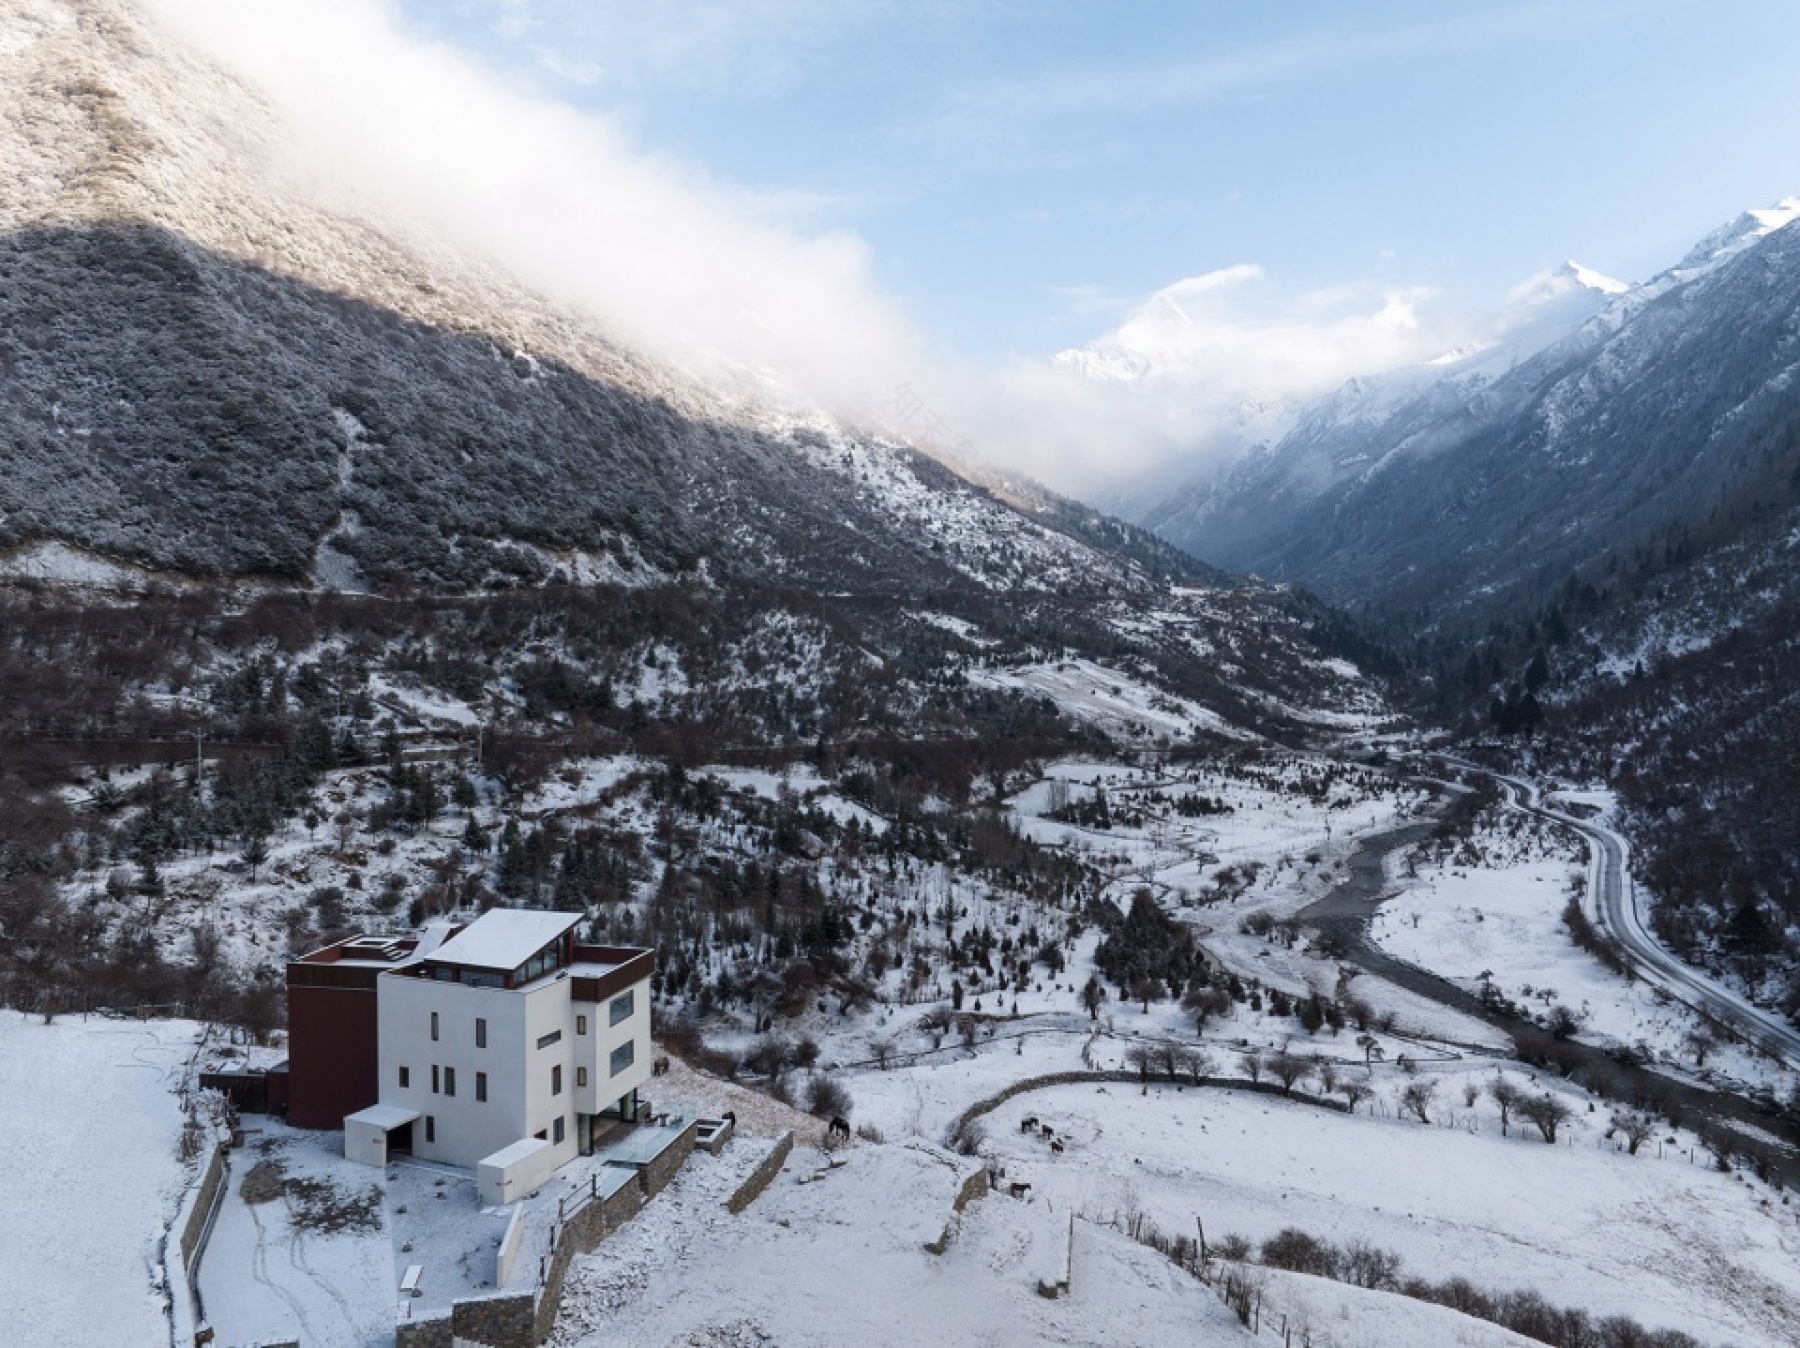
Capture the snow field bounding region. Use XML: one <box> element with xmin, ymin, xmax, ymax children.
<box><xmin>0</xmin><ymin>1011</ymin><xmax>197</xmax><ymax>1348</ymax></box>
<box><xmin>550</xmin><ymin>1134</ymin><xmax>1253</xmax><ymax>1348</ymax></box>
<box><xmin>974</xmin><ymin>1079</ymin><xmax>1800</xmax><ymax>1345</ymax></box>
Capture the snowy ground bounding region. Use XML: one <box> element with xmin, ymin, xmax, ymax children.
<box><xmin>1369</xmin><ymin>815</ymin><xmax>1795</xmax><ymax>1097</ymax></box>
<box><xmin>549</xmin><ymin>1134</ymin><xmax>1256</xmax><ymax>1348</ymax></box>
<box><xmin>975</xmin><ymin>1079</ymin><xmax>1800</xmax><ymax>1345</ymax></box>
<box><xmin>0</xmin><ymin>1011</ymin><xmax>198</xmax><ymax>1348</ymax></box>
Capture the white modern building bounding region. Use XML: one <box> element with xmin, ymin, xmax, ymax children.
<box><xmin>338</xmin><ymin>909</ymin><xmax>654</xmax><ymax>1203</ymax></box>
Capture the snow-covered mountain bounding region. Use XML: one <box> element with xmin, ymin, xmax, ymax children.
<box><xmin>0</xmin><ymin>0</ymin><xmax>1394</xmax><ymax>745</ymax></box>
<box><xmin>1130</xmin><ymin>200</ymin><xmax>1800</xmax><ymax>621</ymax></box>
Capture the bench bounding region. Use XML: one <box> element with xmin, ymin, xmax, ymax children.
<box><xmin>400</xmin><ymin>1264</ymin><xmax>423</xmax><ymax>1298</ymax></box>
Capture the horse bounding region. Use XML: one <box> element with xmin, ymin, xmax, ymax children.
<box><xmin>827</xmin><ymin>1115</ymin><xmax>851</xmax><ymax>1141</ymax></box>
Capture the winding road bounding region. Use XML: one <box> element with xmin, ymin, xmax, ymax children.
<box><xmin>1457</xmin><ymin>760</ymin><xmax>1800</xmax><ymax>1075</ymax></box>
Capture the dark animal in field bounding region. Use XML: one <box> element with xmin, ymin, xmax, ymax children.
<box><xmin>827</xmin><ymin>1115</ymin><xmax>851</xmax><ymax>1141</ymax></box>
<box><xmin>723</xmin><ymin>1110</ymin><xmax>736</xmax><ymax>1127</ymax></box>
<box><xmin>1008</xmin><ymin>1181</ymin><xmax>1032</xmax><ymax>1199</ymax></box>
<box><xmin>1050</xmin><ymin>1138</ymin><xmax>1065</xmax><ymax>1155</ymax></box>
<box><xmin>652</xmin><ymin>1056</ymin><xmax>671</xmax><ymax>1076</ymax></box>
<box><xmin>1039</xmin><ymin>1123</ymin><xmax>1055</xmax><ymax>1139</ymax></box>
<box><xmin>1020</xmin><ymin>1116</ymin><xmax>1040</xmax><ymax>1133</ymax></box>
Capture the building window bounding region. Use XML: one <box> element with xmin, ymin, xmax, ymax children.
<box><xmin>552</xmin><ymin>1064</ymin><xmax>563</xmax><ymax>1096</ymax></box>
<box><xmin>430</xmin><ymin>1012</ymin><xmax>439</xmax><ymax>1042</ymax></box>
<box><xmin>537</xmin><ymin>1030</ymin><xmax>562</xmax><ymax>1050</ymax></box>
<box><xmin>610</xmin><ymin>1040</ymin><xmax>635</xmax><ymax>1077</ymax></box>
<box><xmin>398</xmin><ymin>1065</ymin><xmax>410</xmax><ymax>1088</ymax></box>
<box><xmin>609</xmin><ymin>990</ymin><xmax>633</xmax><ymax>1027</ymax></box>
<box><xmin>576</xmin><ymin>1066</ymin><xmax>588</xmax><ymax>1089</ymax></box>
<box><xmin>425</xmin><ymin>1115</ymin><xmax>436</xmax><ymax>1144</ymax></box>
<box><xmin>553</xmin><ymin>1116</ymin><xmax>566</xmax><ymax>1144</ymax></box>
<box><xmin>431</xmin><ymin>1065</ymin><xmax>440</xmax><ymax>1094</ymax></box>
<box><xmin>475</xmin><ymin>1018</ymin><xmax>486</xmax><ymax>1049</ymax></box>
<box><xmin>475</xmin><ymin>1072</ymin><xmax>487</xmax><ymax>1103</ymax></box>
<box><xmin>445</xmin><ymin>1067</ymin><xmax>456</xmax><ymax>1098</ymax></box>
<box><xmin>576</xmin><ymin>1015</ymin><xmax>587</xmax><ymax>1036</ymax></box>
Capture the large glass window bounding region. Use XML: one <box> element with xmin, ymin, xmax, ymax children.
<box><xmin>609</xmin><ymin>990</ymin><xmax>634</xmax><ymax>1027</ymax></box>
<box><xmin>609</xmin><ymin>1040</ymin><xmax>635</xmax><ymax>1077</ymax></box>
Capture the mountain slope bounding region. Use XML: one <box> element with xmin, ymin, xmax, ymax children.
<box><xmin>1135</xmin><ymin>208</ymin><xmax>1800</xmax><ymax>624</ymax></box>
<box><xmin>0</xmin><ymin>0</ymin><xmax>1399</xmax><ymax>752</ymax></box>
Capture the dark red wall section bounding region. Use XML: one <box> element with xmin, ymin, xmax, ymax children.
<box><xmin>285</xmin><ymin>982</ymin><xmax>379</xmax><ymax>1129</ymax></box>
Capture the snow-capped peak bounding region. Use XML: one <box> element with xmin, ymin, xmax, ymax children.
<box><xmin>1560</xmin><ymin>260</ymin><xmax>1630</xmax><ymax>295</ymax></box>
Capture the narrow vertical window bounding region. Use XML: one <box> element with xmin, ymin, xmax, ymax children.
<box><xmin>425</xmin><ymin>1115</ymin><xmax>435</xmax><ymax>1143</ymax></box>
<box><xmin>475</xmin><ymin>1072</ymin><xmax>487</xmax><ymax>1103</ymax></box>
<box><xmin>576</xmin><ymin>1066</ymin><xmax>588</xmax><ymax>1088</ymax></box>
<box><xmin>553</xmin><ymin>1116</ymin><xmax>566</xmax><ymax>1144</ymax></box>
<box><xmin>398</xmin><ymin>1065</ymin><xmax>410</xmax><ymax>1088</ymax></box>
<box><xmin>475</xmin><ymin>1017</ymin><xmax>487</xmax><ymax>1049</ymax></box>
<box><xmin>552</xmin><ymin>1064</ymin><xmax>563</xmax><ymax>1096</ymax></box>
<box><xmin>431</xmin><ymin>1064</ymin><xmax>440</xmax><ymax>1094</ymax></box>
<box><xmin>430</xmin><ymin>1011</ymin><xmax>439</xmax><ymax>1042</ymax></box>
<box><xmin>444</xmin><ymin>1067</ymin><xmax>456</xmax><ymax>1097</ymax></box>
<box><xmin>576</xmin><ymin>1014</ymin><xmax>587</xmax><ymax>1036</ymax></box>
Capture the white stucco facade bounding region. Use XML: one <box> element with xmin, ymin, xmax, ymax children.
<box><xmin>349</xmin><ymin>910</ymin><xmax>653</xmax><ymax>1178</ymax></box>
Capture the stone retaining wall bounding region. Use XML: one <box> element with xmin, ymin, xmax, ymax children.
<box><xmin>409</xmin><ymin>1118</ymin><xmax>701</xmax><ymax>1348</ymax></box>
<box><xmin>724</xmin><ymin>1130</ymin><xmax>794</xmax><ymax>1215</ymax></box>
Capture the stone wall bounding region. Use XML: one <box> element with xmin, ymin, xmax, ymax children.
<box><xmin>394</xmin><ymin>1315</ymin><xmax>452</xmax><ymax>1348</ymax></box>
<box><xmin>419</xmin><ymin>1119</ymin><xmax>701</xmax><ymax>1348</ymax></box>
<box><xmin>725</xmin><ymin>1130</ymin><xmax>793</xmax><ymax>1215</ymax></box>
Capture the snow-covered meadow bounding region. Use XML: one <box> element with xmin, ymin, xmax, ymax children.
<box><xmin>0</xmin><ymin>1011</ymin><xmax>198</xmax><ymax>1348</ymax></box>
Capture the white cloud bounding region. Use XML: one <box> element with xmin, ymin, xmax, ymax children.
<box><xmin>976</xmin><ymin>267</ymin><xmax>1475</xmax><ymax>492</ymax></box>
<box><xmin>137</xmin><ymin>0</ymin><xmax>1485</xmax><ymax>501</ymax></box>
<box><xmin>143</xmin><ymin>0</ymin><xmax>927</xmax><ymax>420</ymax></box>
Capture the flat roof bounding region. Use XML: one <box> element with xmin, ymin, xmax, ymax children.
<box><xmin>480</xmin><ymin>1136</ymin><xmax>552</xmax><ymax>1170</ymax></box>
<box><xmin>426</xmin><ymin>909</ymin><xmax>581</xmax><ymax>972</ymax></box>
<box><xmin>346</xmin><ymin>1103</ymin><xmax>421</xmax><ymax>1130</ymax></box>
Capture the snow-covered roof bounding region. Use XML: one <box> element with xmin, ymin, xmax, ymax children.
<box><xmin>427</xmin><ymin>909</ymin><xmax>580</xmax><ymax>972</ymax></box>
<box><xmin>479</xmin><ymin>1136</ymin><xmax>552</xmax><ymax>1170</ymax></box>
<box><xmin>346</xmin><ymin>1103</ymin><xmax>421</xmax><ymax>1130</ymax></box>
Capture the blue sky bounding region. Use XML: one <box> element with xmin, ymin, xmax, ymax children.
<box><xmin>399</xmin><ymin>0</ymin><xmax>1800</xmax><ymax>363</ymax></box>
<box><xmin>155</xmin><ymin>0</ymin><xmax>1800</xmax><ymax>490</ymax></box>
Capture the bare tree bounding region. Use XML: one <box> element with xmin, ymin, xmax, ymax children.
<box><xmin>1267</xmin><ymin>1050</ymin><xmax>1311</xmax><ymax>1095</ymax></box>
<box><xmin>1400</xmin><ymin>1079</ymin><xmax>1437</xmax><ymax>1124</ymax></box>
<box><xmin>1609</xmin><ymin>1108</ymin><xmax>1656</xmax><ymax>1156</ymax></box>
<box><xmin>868</xmin><ymin>1035</ymin><xmax>895</xmax><ymax>1071</ymax></box>
<box><xmin>1355</xmin><ymin>1033</ymin><xmax>1384</xmax><ymax>1072</ymax></box>
<box><xmin>1125</xmin><ymin>1043</ymin><xmax>1157</xmax><ymax>1082</ymax></box>
<box><xmin>1238</xmin><ymin>1049</ymin><xmax>1266</xmax><ymax>1085</ymax></box>
<box><xmin>1184</xmin><ymin>985</ymin><xmax>1232</xmax><ymax>1033</ymax></box>
<box><xmin>1338</xmin><ymin>1080</ymin><xmax>1372</xmax><ymax>1114</ymax></box>
<box><xmin>1312</xmin><ymin>1055</ymin><xmax>1339</xmax><ymax>1097</ymax></box>
<box><xmin>1488</xmin><ymin>1076</ymin><xmax>1522</xmax><ymax>1138</ymax></box>
<box><xmin>1682</xmin><ymin>1026</ymin><xmax>1720</xmax><ymax>1068</ymax></box>
<box><xmin>1340</xmin><ymin>1238</ymin><xmax>1403</xmax><ymax>1290</ymax></box>
<box><xmin>1131</xmin><ymin>976</ymin><xmax>1162</xmax><ymax>1013</ymax></box>
<box><xmin>1518</xmin><ymin>1092</ymin><xmax>1573</xmax><ymax>1144</ymax></box>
